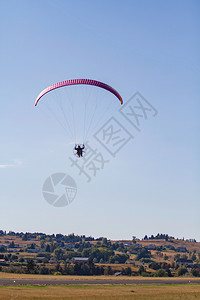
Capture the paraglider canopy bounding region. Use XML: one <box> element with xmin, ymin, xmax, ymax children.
<box><xmin>35</xmin><ymin>79</ymin><xmax>123</xmax><ymax>157</ymax></box>
<box><xmin>35</xmin><ymin>79</ymin><xmax>123</xmax><ymax>106</ymax></box>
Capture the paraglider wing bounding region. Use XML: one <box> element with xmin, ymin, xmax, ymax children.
<box><xmin>35</xmin><ymin>79</ymin><xmax>123</xmax><ymax>106</ymax></box>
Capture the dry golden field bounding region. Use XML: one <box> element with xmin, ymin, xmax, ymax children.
<box><xmin>0</xmin><ymin>284</ymin><xmax>200</xmax><ymax>299</ymax></box>
<box><xmin>1</xmin><ymin>273</ymin><xmax>200</xmax><ymax>299</ymax></box>
<box><xmin>0</xmin><ymin>272</ymin><xmax>198</xmax><ymax>281</ymax></box>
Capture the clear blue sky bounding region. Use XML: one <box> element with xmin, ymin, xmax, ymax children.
<box><xmin>0</xmin><ymin>0</ymin><xmax>199</xmax><ymax>240</ymax></box>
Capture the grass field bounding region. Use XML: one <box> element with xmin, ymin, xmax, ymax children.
<box><xmin>1</xmin><ymin>272</ymin><xmax>200</xmax><ymax>299</ymax></box>
<box><xmin>0</xmin><ymin>272</ymin><xmax>198</xmax><ymax>281</ymax></box>
<box><xmin>0</xmin><ymin>284</ymin><xmax>200</xmax><ymax>299</ymax></box>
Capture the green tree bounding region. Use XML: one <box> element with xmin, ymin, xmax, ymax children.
<box><xmin>82</xmin><ymin>248</ymin><xmax>91</xmax><ymax>257</ymax></box>
<box><xmin>181</xmin><ymin>254</ymin><xmax>188</xmax><ymax>260</ymax></box>
<box><xmin>26</xmin><ymin>259</ymin><xmax>36</xmax><ymax>274</ymax></box>
<box><xmin>0</xmin><ymin>246</ymin><xmax>6</xmax><ymax>253</ymax></box>
<box><xmin>9</xmin><ymin>241</ymin><xmax>15</xmax><ymax>248</ymax></box>
<box><xmin>136</xmin><ymin>248</ymin><xmax>151</xmax><ymax>260</ymax></box>
<box><xmin>138</xmin><ymin>265</ymin><xmax>145</xmax><ymax>275</ymax></box>
<box><xmin>174</xmin><ymin>254</ymin><xmax>181</xmax><ymax>261</ymax></box>
<box><xmin>39</xmin><ymin>266</ymin><xmax>50</xmax><ymax>275</ymax></box>
<box><xmin>54</xmin><ymin>248</ymin><xmax>64</xmax><ymax>260</ymax></box>
<box><xmin>88</xmin><ymin>246</ymin><xmax>114</xmax><ymax>263</ymax></box>
<box><xmin>154</xmin><ymin>269</ymin><xmax>168</xmax><ymax>277</ymax></box>
<box><xmin>11</xmin><ymin>255</ymin><xmax>18</xmax><ymax>261</ymax></box>
<box><xmin>132</xmin><ymin>236</ymin><xmax>137</xmax><ymax>243</ymax></box>
<box><xmin>191</xmin><ymin>253</ymin><xmax>196</xmax><ymax>261</ymax></box>
<box><xmin>109</xmin><ymin>254</ymin><xmax>128</xmax><ymax>264</ymax></box>
<box><xmin>166</xmin><ymin>267</ymin><xmax>172</xmax><ymax>277</ymax></box>
<box><xmin>55</xmin><ymin>263</ymin><xmax>62</xmax><ymax>273</ymax></box>
<box><xmin>45</xmin><ymin>244</ymin><xmax>51</xmax><ymax>252</ymax></box>
<box><xmin>19</xmin><ymin>257</ymin><xmax>24</xmax><ymax>263</ymax></box>
<box><xmin>40</xmin><ymin>240</ymin><xmax>45</xmax><ymax>249</ymax></box>
<box><xmin>177</xmin><ymin>267</ymin><xmax>187</xmax><ymax>276</ymax></box>
<box><xmin>104</xmin><ymin>266</ymin><xmax>113</xmax><ymax>275</ymax></box>
<box><xmin>191</xmin><ymin>268</ymin><xmax>200</xmax><ymax>277</ymax></box>
<box><xmin>124</xmin><ymin>267</ymin><xmax>132</xmax><ymax>275</ymax></box>
<box><xmin>164</xmin><ymin>254</ymin><xmax>168</xmax><ymax>260</ymax></box>
<box><xmin>50</xmin><ymin>242</ymin><xmax>56</xmax><ymax>253</ymax></box>
<box><xmin>102</xmin><ymin>238</ymin><xmax>108</xmax><ymax>246</ymax></box>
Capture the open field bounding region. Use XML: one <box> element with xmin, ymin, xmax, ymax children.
<box><xmin>0</xmin><ymin>273</ymin><xmax>158</xmax><ymax>280</ymax></box>
<box><xmin>1</xmin><ymin>272</ymin><xmax>200</xmax><ymax>293</ymax></box>
<box><xmin>1</xmin><ymin>272</ymin><xmax>200</xmax><ymax>282</ymax></box>
<box><xmin>0</xmin><ymin>284</ymin><xmax>200</xmax><ymax>299</ymax></box>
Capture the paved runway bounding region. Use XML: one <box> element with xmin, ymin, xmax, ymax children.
<box><xmin>0</xmin><ymin>278</ymin><xmax>200</xmax><ymax>286</ymax></box>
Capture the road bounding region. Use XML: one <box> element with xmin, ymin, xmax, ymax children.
<box><xmin>0</xmin><ymin>278</ymin><xmax>200</xmax><ymax>286</ymax></box>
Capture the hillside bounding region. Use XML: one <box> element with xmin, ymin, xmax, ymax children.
<box><xmin>0</xmin><ymin>231</ymin><xmax>200</xmax><ymax>277</ymax></box>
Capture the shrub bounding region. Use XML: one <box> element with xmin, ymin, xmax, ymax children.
<box><xmin>154</xmin><ymin>269</ymin><xmax>168</xmax><ymax>277</ymax></box>
<box><xmin>191</xmin><ymin>268</ymin><xmax>200</xmax><ymax>277</ymax></box>
<box><xmin>177</xmin><ymin>267</ymin><xmax>187</xmax><ymax>276</ymax></box>
<box><xmin>54</xmin><ymin>271</ymin><xmax>62</xmax><ymax>275</ymax></box>
<box><xmin>39</xmin><ymin>267</ymin><xmax>50</xmax><ymax>275</ymax></box>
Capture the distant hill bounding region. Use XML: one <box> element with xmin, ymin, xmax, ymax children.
<box><xmin>0</xmin><ymin>231</ymin><xmax>200</xmax><ymax>277</ymax></box>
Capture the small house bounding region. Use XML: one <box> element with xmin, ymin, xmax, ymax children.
<box><xmin>145</xmin><ymin>244</ymin><xmax>156</xmax><ymax>250</ymax></box>
<box><xmin>0</xmin><ymin>259</ymin><xmax>7</xmax><ymax>266</ymax></box>
<box><xmin>177</xmin><ymin>247</ymin><xmax>187</xmax><ymax>252</ymax></box>
<box><xmin>73</xmin><ymin>257</ymin><xmax>89</xmax><ymax>263</ymax></box>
